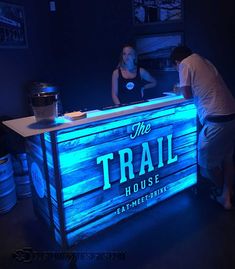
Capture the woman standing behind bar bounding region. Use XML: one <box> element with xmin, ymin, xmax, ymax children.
<box><xmin>112</xmin><ymin>45</ymin><xmax>157</xmax><ymax>105</ymax></box>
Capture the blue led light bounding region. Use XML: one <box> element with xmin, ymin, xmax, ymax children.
<box><xmin>29</xmin><ymin>98</ymin><xmax>197</xmax><ymax>247</ymax></box>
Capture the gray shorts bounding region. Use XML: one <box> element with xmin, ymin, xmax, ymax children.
<box><xmin>198</xmin><ymin>119</ymin><xmax>235</xmax><ymax>169</ymax></box>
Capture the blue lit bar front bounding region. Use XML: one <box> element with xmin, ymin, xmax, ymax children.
<box><xmin>3</xmin><ymin>96</ymin><xmax>197</xmax><ymax>248</ymax></box>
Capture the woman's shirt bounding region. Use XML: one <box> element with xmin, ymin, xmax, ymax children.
<box><xmin>117</xmin><ymin>67</ymin><xmax>143</xmax><ymax>104</ymax></box>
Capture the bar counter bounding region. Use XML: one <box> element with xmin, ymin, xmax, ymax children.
<box><xmin>3</xmin><ymin>96</ymin><xmax>197</xmax><ymax>248</ymax></box>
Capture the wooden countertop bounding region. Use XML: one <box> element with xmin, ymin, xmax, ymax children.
<box><xmin>3</xmin><ymin>96</ymin><xmax>186</xmax><ymax>137</ymax></box>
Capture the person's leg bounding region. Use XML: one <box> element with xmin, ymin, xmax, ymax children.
<box><xmin>216</xmin><ymin>154</ymin><xmax>234</xmax><ymax>210</ymax></box>
<box><xmin>198</xmin><ymin>121</ymin><xmax>235</xmax><ymax>209</ymax></box>
<box><xmin>200</xmin><ymin>166</ymin><xmax>223</xmax><ymax>190</ymax></box>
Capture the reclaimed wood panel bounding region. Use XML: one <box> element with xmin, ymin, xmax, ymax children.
<box><xmin>59</xmin><ymin>132</ymin><xmax>197</xmax><ymax>201</ymax></box>
<box><xmin>27</xmin><ymin>100</ymin><xmax>197</xmax><ymax>247</ymax></box>
<box><xmin>67</xmin><ymin>170</ymin><xmax>197</xmax><ymax>246</ymax></box>
<box><xmin>64</xmin><ymin>161</ymin><xmax>196</xmax><ymax>232</ymax></box>
<box><xmin>43</xmin><ymin>102</ymin><xmax>196</xmax><ymax>192</ymax></box>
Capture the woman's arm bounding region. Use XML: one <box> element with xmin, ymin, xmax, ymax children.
<box><xmin>140</xmin><ymin>68</ymin><xmax>157</xmax><ymax>97</ymax></box>
<box><xmin>112</xmin><ymin>69</ymin><xmax>121</xmax><ymax>105</ymax></box>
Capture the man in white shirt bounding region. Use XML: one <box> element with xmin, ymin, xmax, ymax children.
<box><xmin>171</xmin><ymin>46</ymin><xmax>235</xmax><ymax>210</ymax></box>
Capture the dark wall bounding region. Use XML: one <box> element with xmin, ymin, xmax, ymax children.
<box><xmin>184</xmin><ymin>0</ymin><xmax>235</xmax><ymax>93</ymax></box>
<box><xmin>0</xmin><ymin>0</ymin><xmax>57</xmax><ymax>118</ymax></box>
<box><xmin>0</xmin><ymin>0</ymin><xmax>234</xmax><ymax>118</ymax></box>
<box><xmin>56</xmin><ymin>0</ymin><xmax>235</xmax><ymax>112</ymax></box>
<box><xmin>55</xmin><ymin>0</ymin><xmax>135</xmax><ymax>111</ymax></box>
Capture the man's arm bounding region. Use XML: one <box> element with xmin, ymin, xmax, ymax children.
<box><xmin>180</xmin><ymin>86</ymin><xmax>193</xmax><ymax>99</ymax></box>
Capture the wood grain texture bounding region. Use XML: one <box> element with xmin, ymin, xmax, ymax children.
<box><xmin>27</xmin><ymin>100</ymin><xmax>197</xmax><ymax>247</ymax></box>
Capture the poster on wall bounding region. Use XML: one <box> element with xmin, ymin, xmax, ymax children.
<box><xmin>136</xmin><ymin>32</ymin><xmax>183</xmax><ymax>71</ymax></box>
<box><xmin>0</xmin><ymin>2</ymin><xmax>27</xmax><ymax>48</ymax></box>
<box><xmin>133</xmin><ymin>0</ymin><xmax>183</xmax><ymax>25</ymax></box>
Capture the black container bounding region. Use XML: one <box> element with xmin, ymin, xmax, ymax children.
<box><xmin>31</xmin><ymin>92</ymin><xmax>58</xmax><ymax>107</ymax></box>
<box><xmin>31</xmin><ymin>92</ymin><xmax>59</xmax><ymax>123</ymax></box>
<box><xmin>29</xmin><ymin>82</ymin><xmax>63</xmax><ymax>118</ymax></box>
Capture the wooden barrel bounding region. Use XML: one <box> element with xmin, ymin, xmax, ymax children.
<box><xmin>0</xmin><ymin>154</ymin><xmax>17</xmax><ymax>214</ymax></box>
<box><xmin>12</xmin><ymin>153</ymin><xmax>31</xmax><ymax>198</ymax></box>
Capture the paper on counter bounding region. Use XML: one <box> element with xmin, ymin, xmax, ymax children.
<box><xmin>162</xmin><ymin>91</ymin><xmax>177</xmax><ymax>96</ymax></box>
<box><xmin>64</xmin><ymin>111</ymin><xmax>87</xmax><ymax>120</ymax></box>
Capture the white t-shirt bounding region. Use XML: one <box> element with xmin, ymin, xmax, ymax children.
<box><xmin>179</xmin><ymin>53</ymin><xmax>235</xmax><ymax>124</ymax></box>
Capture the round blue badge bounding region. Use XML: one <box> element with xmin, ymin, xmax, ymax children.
<box><xmin>126</xmin><ymin>82</ymin><xmax>135</xmax><ymax>90</ymax></box>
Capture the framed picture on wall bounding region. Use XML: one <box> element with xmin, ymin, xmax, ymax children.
<box><xmin>0</xmin><ymin>2</ymin><xmax>27</xmax><ymax>48</ymax></box>
<box><xmin>133</xmin><ymin>0</ymin><xmax>183</xmax><ymax>25</ymax></box>
<box><xmin>136</xmin><ymin>32</ymin><xmax>183</xmax><ymax>71</ymax></box>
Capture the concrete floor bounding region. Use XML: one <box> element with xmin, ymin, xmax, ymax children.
<box><xmin>1</xmin><ymin>179</ymin><xmax>235</xmax><ymax>269</ymax></box>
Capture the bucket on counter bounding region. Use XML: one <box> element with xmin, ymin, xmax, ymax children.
<box><xmin>31</xmin><ymin>92</ymin><xmax>59</xmax><ymax>123</ymax></box>
<box><xmin>12</xmin><ymin>153</ymin><xmax>31</xmax><ymax>199</ymax></box>
<box><xmin>29</xmin><ymin>82</ymin><xmax>62</xmax><ymax>121</ymax></box>
<box><xmin>0</xmin><ymin>154</ymin><xmax>17</xmax><ymax>214</ymax></box>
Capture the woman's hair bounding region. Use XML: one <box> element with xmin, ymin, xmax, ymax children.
<box><xmin>170</xmin><ymin>45</ymin><xmax>193</xmax><ymax>64</ymax></box>
<box><xmin>118</xmin><ymin>44</ymin><xmax>138</xmax><ymax>68</ymax></box>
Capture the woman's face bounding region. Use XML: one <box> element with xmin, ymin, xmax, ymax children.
<box><xmin>122</xmin><ymin>47</ymin><xmax>136</xmax><ymax>66</ymax></box>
